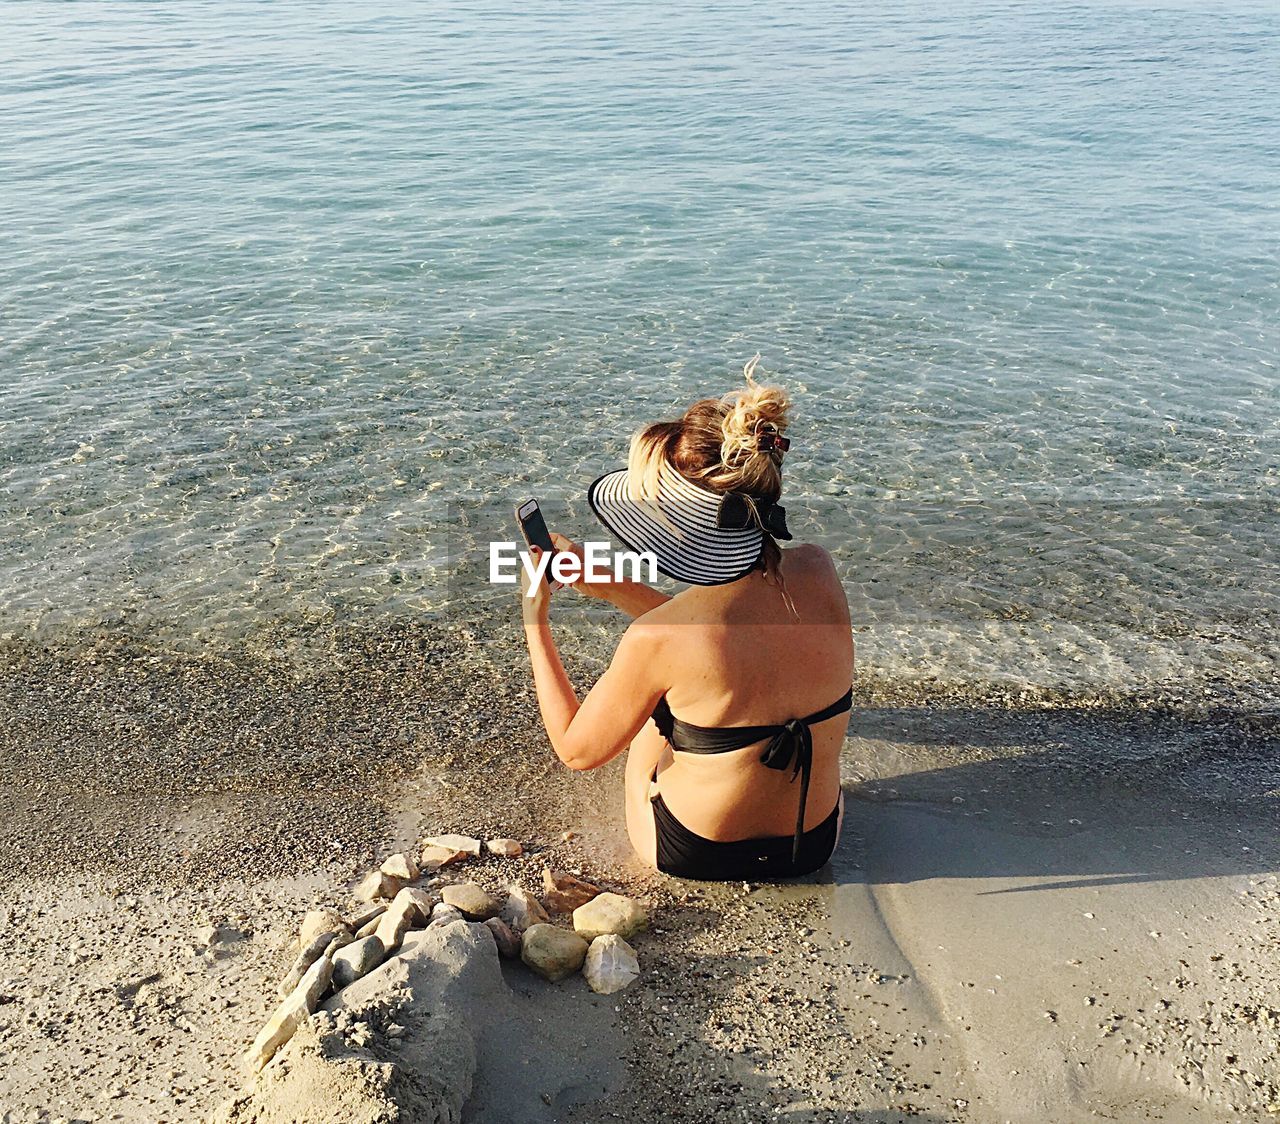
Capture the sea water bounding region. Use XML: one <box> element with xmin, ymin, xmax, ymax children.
<box><xmin>1</xmin><ymin>0</ymin><xmax>1277</xmax><ymax>700</ymax></box>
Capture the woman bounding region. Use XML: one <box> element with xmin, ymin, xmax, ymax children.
<box><xmin>519</xmin><ymin>361</ymin><xmax>854</xmax><ymax>881</ymax></box>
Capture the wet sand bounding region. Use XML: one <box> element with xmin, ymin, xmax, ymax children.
<box><xmin>0</xmin><ymin>624</ymin><xmax>1276</xmax><ymax>1122</ymax></box>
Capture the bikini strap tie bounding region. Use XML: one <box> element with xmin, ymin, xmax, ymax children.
<box><xmin>758</xmin><ymin>717</ymin><xmax>813</xmax><ymax>864</ymax></box>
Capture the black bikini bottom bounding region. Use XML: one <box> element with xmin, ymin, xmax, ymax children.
<box><xmin>649</xmin><ymin>787</ymin><xmax>840</xmax><ymax>882</ymax></box>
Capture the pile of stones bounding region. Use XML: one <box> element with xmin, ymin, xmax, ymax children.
<box><xmin>246</xmin><ymin>831</ymin><xmax>647</xmax><ymax>1073</ymax></box>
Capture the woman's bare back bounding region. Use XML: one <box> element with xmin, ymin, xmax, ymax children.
<box><xmin>643</xmin><ymin>544</ymin><xmax>853</xmax><ymax>841</ymax></box>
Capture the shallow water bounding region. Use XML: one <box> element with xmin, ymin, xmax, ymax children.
<box><xmin>1</xmin><ymin>0</ymin><xmax>1277</xmax><ymax>699</ymax></box>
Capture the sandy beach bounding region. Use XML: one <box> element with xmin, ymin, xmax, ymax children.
<box><xmin>4</xmin><ymin>0</ymin><xmax>1277</xmax><ymax>1119</ymax></box>
<box><xmin>1</xmin><ymin>624</ymin><xmax>1275</xmax><ymax>1123</ymax></box>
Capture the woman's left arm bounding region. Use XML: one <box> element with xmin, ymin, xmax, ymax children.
<box><xmin>522</xmin><ymin>549</ymin><xmax>665</xmax><ymax>770</ymax></box>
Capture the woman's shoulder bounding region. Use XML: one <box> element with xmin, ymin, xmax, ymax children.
<box><xmin>784</xmin><ymin>542</ymin><xmax>850</xmax><ymax>621</ymax></box>
<box><xmin>783</xmin><ymin>541</ymin><xmax>837</xmax><ymax>572</ymax></box>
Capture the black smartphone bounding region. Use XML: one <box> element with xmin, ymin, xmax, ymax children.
<box><xmin>515</xmin><ymin>498</ymin><xmax>555</xmax><ymax>554</ymax></box>
<box><xmin>514</xmin><ymin>498</ymin><xmax>561</xmax><ymax>590</ymax></box>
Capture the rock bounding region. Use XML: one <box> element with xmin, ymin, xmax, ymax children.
<box><xmin>486</xmin><ymin>838</ymin><xmax>523</xmax><ymax>857</ymax></box>
<box><xmin>353</xmin><ymin>907</ymin><xmax>386</xmax><ymax>940</ymax></box>
<box><xmin>353</xmin><ymin>870</ymin><xmax>405</xmax><ymax>903</ymax></box>
<box><xmin>197</xmin><ymin>924</ymin><xmax>247</xmax><ymax>960</ymax></box>
<box><xmin>331</xmin><ymin>936</ymin><xmax>384</xmax><ymax>989</ymax></box>
<box><xmin>347</xmin><ymin>904</ymin><xmax>386</xmax><ymax>931</ymax></box>
<box><xmin>373</xmin><ymin>889</ymin><xmax>419</xmax><ymax>953</ymax></box>
<box><xmin>541</xmin><ymin>868</ymin><xmax>601</xmax><ymax>913</ymax></box>
<box><xmin>279</xmin><ymin>930</ymin><xmax>339</xmax><ymax>998</ymax></box>
<box><xmin>582</xmin><ymin>934</ymin><xmax>640</xmax><ymax>995</ymax></box>
<box><xmin>429</xmin><ymin>903</ymin><xmax>464</xmax><ymax>928</ymax></box>
<box><xmin>500</xmin><ymin>886</ymin><xmax>550</xmax><ymax>932</ymax></box>
<box><xmin>419</xmin><ymin>836</ymin><xmax>483</xmax><ymax>869</ymax></box>
<box><xmin>246</xmin><ymin>953</ymin><xmax>333</xmax><ymax>1072</ymax></box>
<box><xmin>483</xmin><ymin>917</ymin><xmax>520</xmax><ymax>959</ymax></box>
<box><xmin>220</xmin><ymin>924</ymin><xmax>503</xmax><ymax>1122</ymax></box>
<box><xmin>419</xmin><ymin>844</ymin><xmax>466</xmax><ymax>870</ymax></box>
<box><xmin>380</xmin><ymin>851</ymin><xmax>420</xmax><ymax>882</ymax></box>
<box><xmin>572</xmin><ymin>892</ymin><xmax>648</xmax><ymax>941</ymax></box>
<box><xmin>441</xmin><ymin>882</ymin><xmax>500</xmax><ymax>921</ymax></box>
<box><xmin>421</xmin><ymin>833</ymin><xmax>483</xmax><ymax>857</ymax></box>
<box><xmin>297</xmin><ymin>908</ymin><xmax>347</xmax><ymax>952</ymax></box>
<box><xmin>325</xmin><ymin>930</ymin><xmax>354</xmax><ymax>958</ymax></box>
<box><xmin>198</xmin><ymin>923</ymin><xmax>246</xmax><ymax>945</ymax></box>
<box><xmin>520</xmin><ymin>924</ymin><xmax>589</xmax><ymax>982</ymax></box>
<box><xmin>399</xmin><ymin>886</ymin><xmax>436</xmax><ymax>924</ymax></box>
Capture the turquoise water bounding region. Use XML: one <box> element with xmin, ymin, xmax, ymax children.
<box><xmin>1</xmin><ymin>1</ymin><xmax>1277</xmax><ymax>697</ymax></box>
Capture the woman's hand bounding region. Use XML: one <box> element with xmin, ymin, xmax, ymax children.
<box><xmin>519</xmin><ymin>545</ymin><xmax>553</xmax><ymax>624</ymax></box>
<box><xmin>548</xmin><ymin>533</ymin><xmax>607</xmax><ymax>599</ymax></box>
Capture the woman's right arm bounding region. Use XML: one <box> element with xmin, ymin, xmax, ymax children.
<box><xmin>550</xmin><ymin>533</ymin><xmax>671</xmax><ymax>619</ymax></box>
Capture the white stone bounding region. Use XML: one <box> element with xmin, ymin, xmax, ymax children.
<box><xmin>279</xmin><ymin>929</ymin><xmax>339</xmax><ymax>998</ymax></box>
<box><xmin>428</xmin><ymin>903</ymin><xmax>464</xmax><ymax>928</ymax></box>
<box><xmin>419</xmin><ymin>844</ymin><xmax>466</xmax><ymax>870</ymax></box>
<box><xmin>348</xmin><ymin>903</ymin><xmax>386</xmax><ymax>931</ymax></box>
<box><xmin>399</xmin><ymin>886</ymin><xmax>435</xmax><ymax>924</ymax></box>
<box><xmin>353</xmin><ymin>907</ymin><xmax>386</xmax><ymax>940</ymax></box>
<box><xmin>582</xmin><ymin>934</ymin><xmax>639</xmax><ymax>995</ymax></box>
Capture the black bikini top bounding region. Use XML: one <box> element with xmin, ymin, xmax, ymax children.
<box><xmin>650</xmin><ymin>687</ymin><xmax>854</xmax><ymax>863</ymax></box>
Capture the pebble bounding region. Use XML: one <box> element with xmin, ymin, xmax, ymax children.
<box><xmin>441</xmin><ymin>882</ymin><xmax>500</xmax><ymax>921</ymax></box>
<box><xmin>331</xmin><ymin>936</ymin><xmax>385</xmax><ymax>989</ymax></box>
<box><xmin>379</xmin><ymin>851</ymin><xmax>420</xmax><ymax>882</ymax></box>
<box><xmin>297</xmin><ymin>908</ymin><xmax>347</xmax><ymax>952</ymax></box>
<box><xmin>354</xmin><ymin>870</ymin><xmax>405</xmax><ymax>903</ymax></box>
<box><xmin>500</xmin><ymin>886</ymin><xmax>550</xmax><ymax>932</ymax></box>
<box><xmin>582</xmin><ymin>933</ymin><xmax>640</xmax><ymax>995</ymax></box>
<box><xmin>483</xmin><ymin>916</ymin><xmax>521</xmax><ymax>959</ymax></box>
<box><xmin>278</xmin><ymin>930</ymin><xmax>339</xmax><ymax>998</ymax></box>
<box><xmin>572</xmin><ymin>892</ymin><xmax>648</xmax><ymax>941</ymax></box>
<box><xmin>541</xmin><ymin>867</ymin><xmax>600</xmax><ymax>913</ymax></box>
<box><xmin>520</xmin><ymin>923</ymin><xmax>589</xmax><ymax>982</ymax></box>
<box><xmin>486</xmin><ymin>838</ymin><xmax>523</xmax><ymax>857</ymax></box>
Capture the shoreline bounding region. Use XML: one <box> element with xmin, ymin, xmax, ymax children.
<box><xmin>0</xmin><ymin>625</ymin><xmax>1276</xmax><ymax>1121</ymax></box>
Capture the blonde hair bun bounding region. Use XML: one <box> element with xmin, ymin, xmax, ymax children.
<box><xmin>626</xmin><ymin>354</ymin><xmax>792</xmax><ymax>510</ymax></box>
<box><xmin>623</xmin><ymin>355</ymin><xmax>794</xmax><ymax>580</ymax></box>
<box><xmin>718</xmin><ymin>353</ymin><xmax>792</xmax><ymax>469</ymax></box>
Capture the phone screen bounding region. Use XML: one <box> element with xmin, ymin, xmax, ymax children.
<box><xmin>516</xmin><ymin>499</ymin><xmax>555</xmax><ymax>554</ymax></box>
